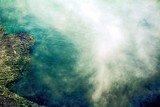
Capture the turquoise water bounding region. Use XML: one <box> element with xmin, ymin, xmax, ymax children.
<box><xmin>1</xmin><ymin>0</ymin><xmax>160</xmax><ymax>107</ymax></box>
<box><xmin>0</xmin><ymin>1</ymin><xmax>91</xmax><ymax>106</ymax></box>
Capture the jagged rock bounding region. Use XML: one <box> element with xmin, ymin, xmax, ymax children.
<box><xmin>0</xmin><ymin>25</ymin><xmax>41</xmax><ymax>107</ymax></box>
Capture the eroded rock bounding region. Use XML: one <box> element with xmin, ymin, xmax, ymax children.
<box><xmin>0</xmin><ymin>25</ymin><xmax>41</xmax><ymax>107</ymax></box>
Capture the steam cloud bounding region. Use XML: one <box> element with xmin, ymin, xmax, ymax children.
<box><xmin>1</xmin><ymin>0</ymin><xmax>160</xmax><ymax>106</ymax></box>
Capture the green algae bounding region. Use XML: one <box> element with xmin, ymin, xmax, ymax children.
<box><xmin>0</xmin><ymin>25</ymin><xmax>41</xmax><ymax>107</ymax></box>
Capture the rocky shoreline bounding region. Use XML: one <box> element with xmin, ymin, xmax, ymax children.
<box><xmin>0</xmin><ymin>26</ymin><xmax>41</xmax><ymax>107</ymax></box>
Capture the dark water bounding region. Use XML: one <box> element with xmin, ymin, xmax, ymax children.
<box><xmin>7</xmin><ymin>29</ymin><xmax>91</xmax><ymax>106</ymax></box>
<box><xmin>1</xmin><ymin>1</ymin><xmax>160</xmax><ymax>107</ymax></box>
<box><xmin>0</xmin><ymin>3</ymin><xmax>91</xmax><ymax>106</ymax></box>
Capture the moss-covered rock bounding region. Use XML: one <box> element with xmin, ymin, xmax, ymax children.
<box><xmin>0</xmin><ymin>25</ymin><xmax>42</xmax><ymax>107</ymax></box>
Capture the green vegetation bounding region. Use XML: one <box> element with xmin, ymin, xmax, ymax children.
<box><xmin>0</xmin><ymin>25</ymin><xmax>40</xmax><ymax>107</ymax></box>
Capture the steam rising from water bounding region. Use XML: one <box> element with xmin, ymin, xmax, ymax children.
<box><xmin>1</xmin><ymin>0</ymin><xmax>160</xmax><ymax>106</ymax></box>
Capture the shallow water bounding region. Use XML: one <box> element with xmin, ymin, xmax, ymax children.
<box><xmin>1</xmin><ymin>0</ymin><xmax>160</xmax><ymax>107</ymax></box>
<box><xmin>0</xmin><ymin>2</ymin><xmax>91</xmax><ymax>106</ymax></box>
